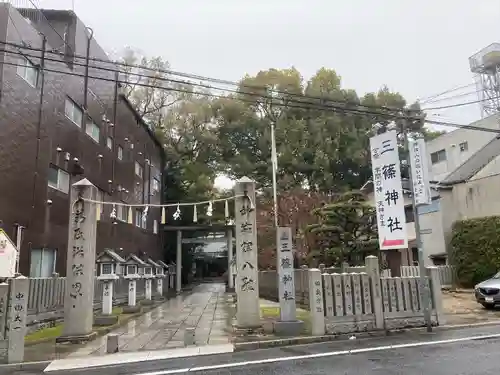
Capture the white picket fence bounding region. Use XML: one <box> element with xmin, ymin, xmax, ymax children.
<box><xmin>400</xmin><ymin>265</ymin><xmax>454</xmax><ymax>288</ymax></box>
<box><xmin>309</xmin><ymin>256</ymin><xmax>444</xmax><ymax>335</ymax></box>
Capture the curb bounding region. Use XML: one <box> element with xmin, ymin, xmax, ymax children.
<box><xmin>233</xmin><ymin>320</ymin><xmax>500</xmax><ymax>351</ymax></box>
<box><xmin>0</xmin><ymin>360</ymin><xmax>51</xmax><ymax>373</ymax></box>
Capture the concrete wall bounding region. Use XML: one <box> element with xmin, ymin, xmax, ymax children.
<box><xmin>426</xmin><ymin>114</ymin><xmax>500</xmax><ymax>182</ymax></box>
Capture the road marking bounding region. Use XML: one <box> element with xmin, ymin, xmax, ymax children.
<box><xmin>134</xmin><ymin>333</ymin><xmax>500</xmax><ymax>375</ymax></box>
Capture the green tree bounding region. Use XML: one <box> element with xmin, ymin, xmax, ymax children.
<box><xmin>307</xmin><ymin>191</ymin><xmax>378</xmax><ymax>266</ymax></box>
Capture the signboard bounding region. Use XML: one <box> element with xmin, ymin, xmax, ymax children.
<box><xmin>409</xmin><ymin>138</ymin><xmax>431</xmax><ymax>206</ymax></box>
<box><xmin>277</xmin><ymin>227</ymin><xmax>296</xmax><ymax>321</ymax></box>
<box><xmin>0</xmin><ymin>230</ymin><xmax>17</xmax><ymax>278</ymax></box>
<box><xmin>370</xmin><ymin>130</ymin><xmax>408</xmax><ymax>250</ymax></box>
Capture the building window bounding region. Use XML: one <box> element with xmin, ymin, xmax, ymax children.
<box><xmin>404</xmin><ymin>205</ymin><xmax>414</xmax><ymax>223</ymax></box>
<box><xmin>459</xmin><ymin>142</ymin><xmax>468</xmax><ymax>152</ymax></box>
<box><xmin>17</xmin><ymin>57</ymin><xmax>38</xmax><ymax>87</ymax></box>
<box><xmin>153</xmin><ymin>219</ymin><xmax>158</xmax><ymax>234</ymax></box>
<box><xmin>430</xmin><ymin>149</ymin><xmax>446</xmax><ymax>164</ymax></box>
<box><xmin>65</xmin><ymin>98</ymin><xmax>83</xmax><ymax>127</ymax></box>
<box><xmin>152</xmin><ymin>178</ymin><xmax>160</xmax><ymax>193</ymax></box>
<box><xmin>117</xmin><ymin>145</ymin><xmax>123</xmax><ymax>160</ymax></box>
<box><xmin>96</xmin><ymin>189</ymin><xmax>104</xmax><ymax>221</ymax></box>
<box><xmin>116</xmin><ymin>204</ymin><xmax>128</xmax><ymax>222</ymax></box>
<box><xmin>135</xmin><ymin>161</ymin><xmax>143</xmax><ymax>178</ymax></box>
<box><xmin>85</xmin><ymin>120</ymin><xmax>100</xmax><ymax>143</ymax></box>
<box><xmin>135</xmin><ymin>209</ymin><xmax>142</xmax><ymax>228</ymax></box>
<box><xmin>107</xmin><ymin>136</ymin><xmax>113</xmax><ymax>150</ymax></box>
<box><xmin>29</xmin><ymin>248</ymin><xmax>56</xmax><ymax>277</ymax></box>
<box><xmin>47</xmin><ymin>165</ymin><xmax>70</xmax><ymax>193</ymax></box>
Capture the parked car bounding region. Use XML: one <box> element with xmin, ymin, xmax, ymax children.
<box><xmin>475</xmin><ymin>272</ymin><xmax>500</xmax><ymax>308</ymax></box>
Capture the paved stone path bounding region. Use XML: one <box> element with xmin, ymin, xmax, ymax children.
<box><xmin>68</xmin><ymin>282</ymin><xmax>234</xmax><ymax>357</ymax></box>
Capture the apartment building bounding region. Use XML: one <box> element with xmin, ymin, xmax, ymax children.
<box><xmin>0</xmin><ymin>4</ymin><xmax>165</xmax><ymax>276</ymax></box>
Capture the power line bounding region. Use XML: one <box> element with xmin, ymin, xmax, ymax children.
<box><xmin>1</xmin><ymin>47</ymin><xmax>419</xmax><ymax>121</ymax></box>
<box><xmin>421</xmin><ymin>90</ymin><xmax>480</xmax><ymax>105</ymax></box>
<box><xmin>2</xmin><ymin>57</ymin><xmax>497</xmax><ymax>135</ymax></box>
<box><xmin>422</xmin><ymin>95</ymin><xmax>500</xmax><ymax>111</ymax></box>
<box><xmin>0</xmin><ymin>40</ymin><xmax>419</xmax><ymax>114</ymax></box>
<box><xmin>419</xmin><ymin>83</ymin><xmax>476</xmax><ymax>104</ymax></box>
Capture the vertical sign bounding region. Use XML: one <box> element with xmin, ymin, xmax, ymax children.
<box><xmin>409</xmin><ymin>138</ymin><xmax>431</xmax><ymax>206</ymax></box>
<box><xmin>6</xmin><ymin>277</ymin><xmax>29</xmax><ymax>363</ymax></box>
<box><xmin>0</xmin><ymin>230</ymin><xmax>17</xmax><ymax>278</ymax></box>
<box><xmin>277</xmin><ymin>227</ymin><xmax>296</xmax><ymax>322</ymax></box>
<box><xmin>61</xmin><ymin>179</ymin><xmax>97</xmax><ymax>340</ymax></box>
<box><xmin>234</xmin><ymin>177</ymin><xmax>260</xmax><ymax>328</ymax></box>
<box><xmin>370</xmin><ymin>130</ymin><xmax>408</xmax><ymax>250</ymax></box>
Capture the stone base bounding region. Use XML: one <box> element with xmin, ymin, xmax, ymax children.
<box><xmin>56</xmin><ymin>331</ymin><xmax>97</xmax><ymax>344</ymax></box>
<box><xmin>141</xmin><ymin>299</ymin><xmax>155</xmax><ymax>306</ymax></box>
<box><xmin>94</xmin><ymin>315</ymin><xmax>119</xmax><ymax>326</ymax></box>
<box><xmin>122</xmin><ymin>305</ymin><xmax>142</xmax><ymax>314</ymax></box>
<box><xmin>273</xmin><ymin>320</ymin><xmax>304</xmax><ymax>337</ymax></box>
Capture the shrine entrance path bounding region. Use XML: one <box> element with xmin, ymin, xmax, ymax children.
<box><xmin>68</xmin><ymin>282</ymin><xmax>235</xmax><ymax>357</ymax></box>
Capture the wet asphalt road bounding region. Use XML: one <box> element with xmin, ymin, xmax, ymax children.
<box><xmin>11</xmin><ymin>324</ymin><xmax>500</xmax><ymax>375</ymax></box>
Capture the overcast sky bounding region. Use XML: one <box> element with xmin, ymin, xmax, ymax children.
<box><xmin>25</xmin><ymin>0</ymin><xmax>500</xmax><ymax>187</ymax></box>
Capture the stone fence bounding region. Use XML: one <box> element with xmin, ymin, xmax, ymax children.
<box><xmin>3</xmin><ymin>276</ymin><xmax>175</xmax><ymax>334</ymax></box>
<box><xmin>259</xmin><ymin>265</ymin><xmax>391</xmax><ymax>306</ymax></box>
<box><xmin>400</xmin><ymin>265</ymin><xmax>454</xmax><ymax>288</ymax></box>
<box><xmin>308</xmin><ymin>256</ymin><xmax>444</xmax><ymax>335</ymax></box>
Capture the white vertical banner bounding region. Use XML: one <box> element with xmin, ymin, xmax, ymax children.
<box><xmin>409</xmin><ymin>138</ymin><xmax>431</xmax><ymax>206</ymax></box>
<box><xmin>277</xmin><ymin>227</ymin><xmax>296</xmax><ymax>322</ymax></box>
<box><xmin>370</xmin><ymin>130</ymin><xmax>408</xmax><ymax>250</ymax></box>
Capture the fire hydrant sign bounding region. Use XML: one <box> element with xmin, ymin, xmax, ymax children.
<box><xmin>370</xmin><ymin>130</ymin><xmax>408</xmax><ymax>250</ymax></box>
<box><xmin>0</xmin><ymin>229</ymin><xmax>17</xmax><ymax>278</ymax></box>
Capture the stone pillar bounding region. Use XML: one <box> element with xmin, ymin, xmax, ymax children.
<box><xmin>227</xmin><ymin>228</ymin><xmax>234</xmax><ymax>290</ymax></box>
<box><xmin>308</xmin><ymin>269</ymin><xmax>325</xmax><ymax>336</ymax></box>
<box><xmin>102</xmin><ymin>281</ymin><xmax>113</xmax><ymax>316</ymax></box>
<box><xmin>157</xmin><ymin>278</ymin><xmax>163</xmax><ymax>297</ymax></box>
<box><xmin>366</xmin><ymin>255</ymin><xmax>384</xmax><ymax>330</ymax></box>
<box><xmin>5</xmin><ymin>277</ymin><xmax>29</xmax><ymax>363</ymax></box>
<box><xmin>0</xmin><ymin>282</ymin><xmax>8</xmax><ymax>340</ymax></box>
<box><xmin>145</xmin><ymin>279</ymin><xmax>152</xmax><ymax>300</ymax></box>
<box><xmin>128</xmin><ymin>280</ymin><xmax>137</xmax><ymax>307</ymax></box>
<box><xmin>59</xmin><ymin>179</ymin><xmax>98</xmax><ymax>342</ymax></box>
<box><xmin>427</xmin><ymin>266</ymin><xmax>444</xmax><ymax>325</ymax></box>
<box><xmin>234</xmin><ymin>177</ymin><xmax>260</xmax><ymax>328</ymax></box>
<box><xmin>176</xmin><ymin>231</ymin><xmax>182</xmax><ymax>294</ymax></box>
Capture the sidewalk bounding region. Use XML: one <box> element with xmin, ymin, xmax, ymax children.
<box><xmin>67</xmin><ymin>282</ymin><xmax>234</xmax><ymax>357</ymax></box>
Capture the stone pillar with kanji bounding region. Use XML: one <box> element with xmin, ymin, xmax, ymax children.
<box><xmin>3</xmin><ymin>276</ymin><xmax>29</xmax><ymax>363</ymax></box>
<box><xmin>234</xmin><ymin>177</ymin><xmax>260</xmax><ymax>328</ymax></box>
<box><xmin>58</xmin><ymin>179</ymin><xmax>98</xmax><ymax>342</ymax></box>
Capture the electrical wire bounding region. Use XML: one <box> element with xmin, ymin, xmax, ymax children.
<box><xmin>0</xmin><ymin>40</ymin><xmax>419</xmax><ymax>114</ymax></box>
<box><xmin>422</xmin><ymin>95</ymin><xmax>500</xmax><ymax>111</ymax></box>
<box><xmin>419</xmin><ymin>83</ymin><xmax>476</xmax><ymax>104</ymax></box>
<box><xmin>2</xmin><ymin>46</ymin><xmax>498</xmax><ymax>134</ymax></box>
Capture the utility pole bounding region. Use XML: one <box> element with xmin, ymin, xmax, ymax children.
<box><xmin>403</xmin><ymin>109</ymin><xmax>432</xmax><ymax>332</ymax></box>
<box><xmin>270</xmin><ymin>121</ymin><xmax>278</xmax><ymax>227</ymax></box>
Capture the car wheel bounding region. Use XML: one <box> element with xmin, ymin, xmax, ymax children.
<box><xmin>482</xmin><ymin>303</ymin><xmax>495</xmax><ymax>309</ymax></box>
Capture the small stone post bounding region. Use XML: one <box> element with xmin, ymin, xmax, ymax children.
<box><xmin>6</xmin><ymin>276</ymin><xmax>29</xmax><ymax>363</ymax></box>
<box><xmin>169</xmin><ymin>265</ymin><xmax>175</xmax><ymax>291</ymax></box>
<box><xmin>128</xmin><ymin>280</ymin><xmax>137</xmax><ymax>307</ymax></box>
<box><xmin>365</xmin><ymin>256</ymin><xmax>384</xmax><ymax>330</ymax></box>
<box><xmin>102</xmin><ymin>281</ymin><xmax>113</xmax><ymax>315</ymax></box>
<box><xmin>59</xmin><ymin>179</ymin><xmax>98</xmax><ymax>342</ymax></box>
<box><xmin>427</xmin><ymin>266</ymin><xmax>444</xmax><ymax>325</ymax></box>
<box><xmin>234</xmin><ymin>177</ymin><xmax>260</xmax><ymax>328</ymax></box>
<box><xmin>308</xmin><ymin>269</ymin><xmax>325</xmax><ymax>336</ymax></box>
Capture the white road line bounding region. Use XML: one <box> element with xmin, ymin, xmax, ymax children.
<box><xmin>134</xmin><ymin>333</ymin><xmax>500</xmax><ymax>375</ymax></box>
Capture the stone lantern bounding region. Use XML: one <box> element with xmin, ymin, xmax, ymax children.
<box><xmin>147</xmin><ymin>258</ymin><xmax>166</xmax><ymax>299</ymax></box>
<box><xmin>94</xmin><ymin>249</ymin><xmax>125</xmax><ymax>325</ymax></box>
<box><xmin>122</xmin><ymin>254</ymin><xmax>147</xmax><ymax>313</ymax></box>
<box><xmin>141</xmin><ymin>258</ymin><xmax>155</xmax><ymax>305</ymax></box>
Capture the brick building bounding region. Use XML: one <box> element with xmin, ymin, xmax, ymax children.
<box><xmin>0</xmin><ymin>4</ymin><xmax>165</xmax><ymax>276</ymax></box>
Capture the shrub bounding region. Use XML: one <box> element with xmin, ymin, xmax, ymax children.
<box><xmin>450</xmin><ymin>216</ymin><xmax>500</xmax><ymax>287</ymax></box>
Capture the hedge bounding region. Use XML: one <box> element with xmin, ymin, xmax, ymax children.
<box><xmin>450</xmin><ymin>216</ymin><xmax>500</xmax><ymax>287</ymax></box>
